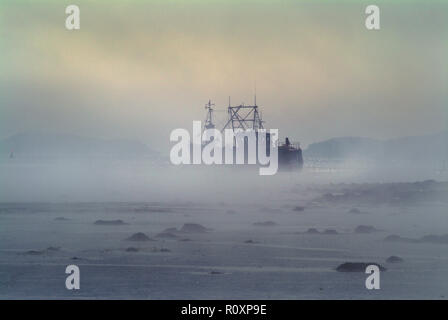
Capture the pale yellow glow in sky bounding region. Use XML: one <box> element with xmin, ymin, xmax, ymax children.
<box><xmin>1</xmin><ymin>1</ymin><xmax>447</xmax><ymax>150</ymax></box>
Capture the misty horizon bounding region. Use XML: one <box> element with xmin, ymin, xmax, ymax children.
<box><xmin>1</xmin><ymin>128</ymin><xmax>447</xmax><ymax>153</ymax></box>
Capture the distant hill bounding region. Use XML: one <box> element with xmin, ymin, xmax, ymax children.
<box><xmin>304</xmin><ymin>132</ymin><xmax>448</xmax><ymax>164</ymax></box>
<box><xmin>305</xmin><ymin>137</ymin><xmax>383</xmax><ymax>159</ymax></box>
<box><xmin>0</xmin><ymin>132</ymin><xmax>156</xmax><ymax>159</ymax></box>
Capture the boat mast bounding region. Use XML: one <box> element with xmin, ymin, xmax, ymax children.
<box><xmin>222</xmin><ymin>103</ymin><xmax>264</xmax><ymax>132</ymax></box>
<box><xmin>204</xmin><ymin>99</ymin><xmax>215</xmax><ymax>131</ymax></box>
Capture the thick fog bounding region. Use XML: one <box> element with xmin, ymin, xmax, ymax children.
<box><xmin>1</xmin><ymin>132</ymin><xmax>447</xmax><ymax>203</ymax></box>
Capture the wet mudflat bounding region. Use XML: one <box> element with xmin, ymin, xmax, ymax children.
<box><xmin>1</xmin><ymin>182</ymin><xmax>447</xmax><ymax>299</ymax></box>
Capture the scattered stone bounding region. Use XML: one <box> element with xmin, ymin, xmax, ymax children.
<box><xmin>383</xmin><ymin>234</ymin><xmax>417</xmax><ymax>243</ymax></box>
<box><xmin>180</xmin><ymin>223</ymin><xmax>209</xmax><ymax>233</ymax></box>
<box><xmin>384</xmin><ymin>234</ymin><xmax>448</xmax><ymax>244</ymax></box>
<box><xmin>386</xmin><ymin>256</ymin><xmax>404</xmax><ymax>263</ymax></box>
<box><xmin>126</xmin><ymin>232</ymin><xmax>152</xmax><ymax>242</ymax></box>
<box><xmin>94</xmin><ymin>219</ymin><xmax>127</xmax><ymax>225</ymax></box>
<box><xmin>305</xmin><ymin>228</ymin><xmax>320</xmax><ymax>234</ymax></box>
<box><xmin>134</xmin><ymin>206</ymin><xmax>173</xmax><ymax>213</ymax></box>
<box><xmin>210</xmin><ymin>271</ymin><xmax>223</xmax><ymax>275</ymax></box>
<box><xmin>54</xmin><ymin>217</ymin><xmax>70</xmax><ymax>221</ymax></box>
<box><xmin>419</xmin><ymin>234</ymin><xmax>448</xmax><ymax>244</ymax></box>
<box><xmin>312</xmin><ymin>181</ymin><xmax>448</xmax><ymax>206</ymax></box>
<box><xmin>24</xmin><ymin>250</ymin><xmax>45</xmax><ymax>255</ymax></box>
<box><xmin>336</xmin><ymin>262</ymin><xmax>386</xmax><ymax>272</ymax></box>
<box><xmin>253</xmin><ymin>221</ymin><xmax>277</xmax><ymax>227</ymax></box>
<box><xmin>149</xmin><ymin>247</ymin><xmax>171</xmax><ymax>253</ymax></box>
<box><xmin>23</xmin><ymin>247</ymin><xmax>61</xmax><ymax>255</ymax></box>
<box><xmin>355</xmin><ymin>225</ymin><xmax>379</xmax><ymax>234</ymax></box>
<box><xmin>244</xmin><ymin>240</ymin><xmax>258</xmax><ymax>244</ymax></box>
<box><xmin>384</xmin><ymin>234</ymin><xmax>409</xmax><ymax>242</ymax></box>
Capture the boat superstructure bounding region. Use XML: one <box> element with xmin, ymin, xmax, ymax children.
<box><xmin>201</xmin><ymin>98</ymin><xmax>303</xmax><ymax>169</ymax></box>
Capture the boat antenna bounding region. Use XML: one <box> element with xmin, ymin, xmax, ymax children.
<box><xmin>254</xmin><ymin>81</ymin><xmax>257</xmax><ymax>106</ymax></box>
<box><xmin>204</xmin><ymin>99</ymin><xmax>215</xmax><ymax>130</ymax></box>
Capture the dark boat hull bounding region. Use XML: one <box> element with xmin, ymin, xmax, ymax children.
<box><xmin>278</xmin><ymin>145</ymin><xmax>303</xmax><ymax>170</ymax></box>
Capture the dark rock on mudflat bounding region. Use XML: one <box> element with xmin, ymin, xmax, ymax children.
<box><xmin>386</xmin><ymin>256</ymin><xmax>404</xmax><ymax>263</ymax></box>
<box><xmin>305</xmin><ymin>228</ymin><xmax>320</xmax><ymax>234</ymax></box>
<box><xmin>383</xmin><ymin>234</ymin><xmax>417</xmax><ymax>243</ymax></box>
<box><xmin>126</xmin><ymin>232</ymin><xmax>152</xmax><ymax>241</ymax></box>
<box><xmin>244</xmin><ymin>239</ymin><xmax>258</xmax><ymax>244</ymax></box>
<box><xmin>384</xmin><ymin>234</ymin><xmax>410</xmax><ymax>242</ymax></box>
<box><xmin>134</xmin><ymin>206</ymin><xmax>173</xmax><ymax>213</ymax></box>
<box><xmin>94</xmin><ymin>219</ymin><xmax>127</xmax><ymax>226</ymax></box>
<box><xmin>23</xmin><ymin>247</ymin><xmax>61</xmax><ymax>255</ymax></box>
<box><xmin>419</xmin><ymin>234</ymin><xmax>448</xmax><ymax>244</ymax></box>
<box><xmin>253</xmin><ymin>221</ymin><xmax>277</xmax><ymax>227</ymax></box>
<box><xmin>24</xmin><ymin>250</ymin><xmax>45</xmax><ymax>255</ymax></box>
<box><xmin>180</xmin><ymin>223</ymin><xmax>210</xmax><ymax>233</ymax></box>
<box><xmin>384</xmin><ymin>234</ymin><xmax>401</xmax><ymax>242</ymax></box>
<box><xmin>311</xmin><ymin>181</ymin><xmax>448</xmax><ymax>206</ymax></box>
<box><xmin>210</xmin><ymin>271</ymin><xmax>223</xmax><ymax>275</ymax></box>
<box><xmin>355</xmin><ymin>225</ymin><xmax>379</xmax><ymax>234</ymax></box>
<box><xmin>54</xmin><ymin>217</ymin><xmax>70</xmax><ymax>221</ymax></box>
<box><xmin>336</xmin><ymin>262</ymin><xmax>386</xmax><ymax>272</ymax></box>
<box><xmin>149</xmin><ymin>247</ymin><xmax>171</xmax><ymax>253</ymax></box>
<box><xmin>384</xmin><ymin>233</ymin><xmax>448</xmax><ymax>244</ymax></box>
<box><xmin>293</xmin><ymin>206</ymin><xmax>305</xmax><ymax>212</ymax></box>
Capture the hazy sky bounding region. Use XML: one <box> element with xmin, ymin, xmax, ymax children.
<box><xmin>0</xmin><ymin>0</ymin><xmax>447</xmax><ymax>151</ymax></box>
